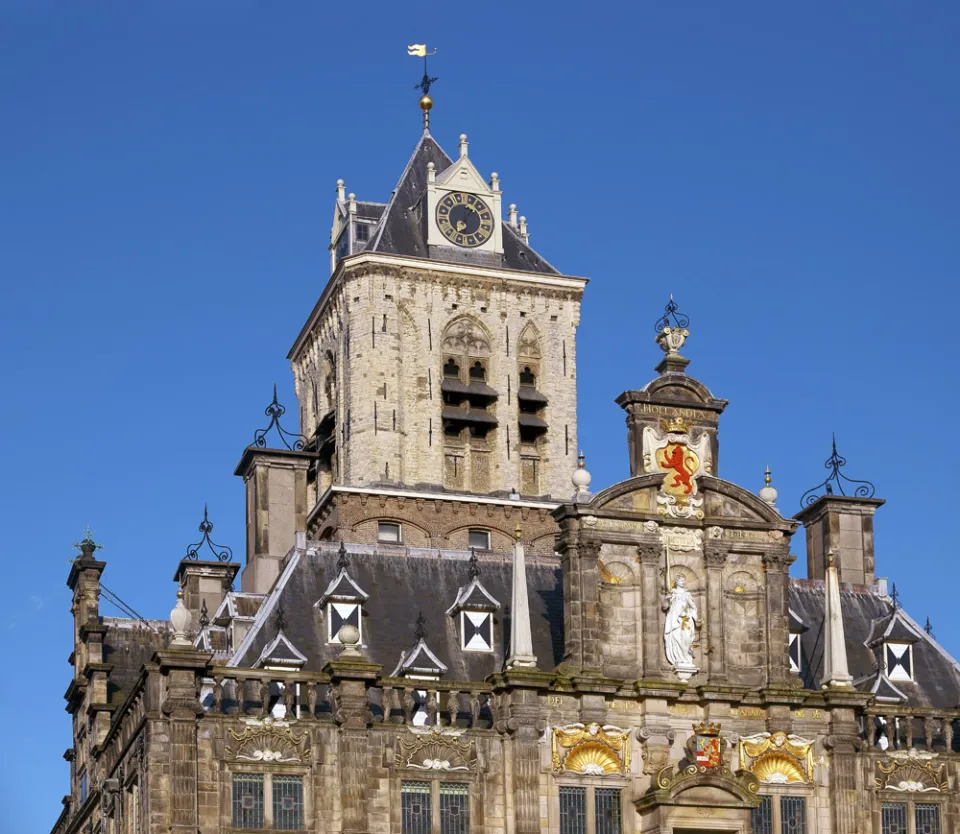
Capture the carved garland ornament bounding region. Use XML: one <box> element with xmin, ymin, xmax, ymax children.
<box><xmin>552</xmin><ymin>723</ymin><xmax>631</xmax><ymax>776</ymax></box>
<box><xmin>226</xmin><ymin>717</ymin><xmax>310</xmax><ymax>764</ymax></box>
<box><xmin>738</xmin><ymin>732</ymin><xmax>815</xmax><ymax>784</ymax></box>
<box><xmin>875</xmin><ymin>749</ymin><xmax>948</xmax><ymax>793</ymax></box>
<box><xmin>396</xmin><ymin>727</ymin><xmax>477</xmax><ymax>773</ymax></box>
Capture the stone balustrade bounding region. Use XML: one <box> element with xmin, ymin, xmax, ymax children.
<box><xmin>370</xmin><ymin>678</ymin><xmax>496</xmax><ymax>729</ymax></box>
<box><xmin>865</xmin><ymin>707</ymin><xmax>960</xmax><ymax>753</ymax></box>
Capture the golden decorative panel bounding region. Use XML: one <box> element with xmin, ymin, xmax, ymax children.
<box><xmin>738</xmin><ymin>732</ymin><xmax>814</xmax><ymax>784</ymax></box>
<box><xmin>552</xmin><ymin>723</ymin><xmax>630</xmax><ymax>776</ymax></box>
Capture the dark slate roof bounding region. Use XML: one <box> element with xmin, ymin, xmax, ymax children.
<box><xmin>102</xmin><ymin>617</ymin><xmax>171</xmax><ymax>704</ymax></box>
<box><xmin>788</xmin><ymin>579</ymin><xmax>960</xmax><ymax>709</ymax></box>
<box><xmin>356</xmin><ymin>201</ymin><xmax>386</xmax><ymax>222</ymax></box>
<box><xmin>366</xmin><ymin>134</ymin><xmax>560</xmax><ymax>275</ymax></box>
<box><xmin>232</xmin><ymin>545</ymin><xmax>563</xmax><ymax>680</ymax></box>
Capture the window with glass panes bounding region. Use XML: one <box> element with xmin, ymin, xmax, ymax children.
<box><xmin>401</xmin><ymin>782</ymin><xmax>431</xmax><ymax>834</ymax></box>
<box><xmin>751</xmin><ymin>795</ymin><xmax>774</xmax><ymax>834</ymax></box>
<box><xmin>780</xmin><ymin>796</ymin><xmax>806</xmax><ymax>834</ymax></box>
<box><xmin>882</xmin><ymin>801</ymin><xmax>942</xmax><ymax>834</ymax></box>
<box><xmin>231</xmin><ymin>773</ymin><xmax>304</xmax><ymax>830</ymax></box>
<box><xmin>439</xmin><ymin>783</ymin><xmax>469</xmax><ymax>834</ymax></box>
<box><xmin>232</xmin><ymin>774</ymin><xmax>265</xmax><ymax>829</ymax></box>
<box><xmin>558</xmin><ymin>785</ymin><xmax>622</xmax><ymax>834</ymax></box>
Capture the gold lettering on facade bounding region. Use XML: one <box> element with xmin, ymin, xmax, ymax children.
<box><xmin>734</xmin><ymin>707</ymin><xmax>766</xmax><ymax>719</ymax></box>
<box><xmin>668</xmin><ymin>704</ymin><xmax>697</xmax><ymax>716</ymax></box>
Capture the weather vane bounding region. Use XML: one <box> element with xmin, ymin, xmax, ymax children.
<box><xmin>408</xmin><ymin>44</ymin><xmax>438</xmax><ymax>132</ymax></box>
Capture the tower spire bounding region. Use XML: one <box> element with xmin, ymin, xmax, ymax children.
<box><xmin>408</xmin><ymin>44</ymin><xmax>438</xmax><ymax>134</ymax></box>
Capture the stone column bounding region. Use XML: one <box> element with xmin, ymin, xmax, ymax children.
<box><xmin>762</xmin><ymin>547</ymin><xmax>794</xmax><ymax>685</ymax></box>
<box><xmin>559</xmin><ymin>537</ymin><xmax>583</xmax><ymax>671</ymax></box>
<box><xmin>494</xmin><ymin>671</ymin><xmax>551</xmax><ymax>834</ymax></box>
<box><xmin>823</xmin><ymin>691</ymin><xmax>871</xmax><ymax>834</ymax></box>
<box><xmin>155</xmin><ymin>649</ymin><xmax>212</xmax><ymax>834</ymax></box>
<box><xmin>578</xmin><ymin>538</ymin><xmax>602</xmax><ymax>673</ymax></box>
<box><xmin>324</xmin><ymin>655</ymin><xmax>383</xmax><ymax>834</ymax></box>
<box><xmin>637</xmin><ymin>541</ymin><xmax>663</xmax><ymax>679</ymax></box>
<box><xmin>704</xmin><ymin>542</ymin><xmax>727</xmax><ymax>683</ymax></box>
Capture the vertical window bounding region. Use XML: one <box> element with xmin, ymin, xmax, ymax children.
<box><xmin>273</xmin><ymin>775</ymin><xmax>304</xmax><ymax>830</ymax></box>
<box><xmin>79</xmin><ymin>770</ymin><xmax>88</xmax><ymax>804</ymax></box>
<box><xmin>559</xmin><ymin>786</ymin><xmax>587</xmax><ymax>834</ymax></box>
<box><xmin>378</xmin><ymin>522</ymin><xmax>402</xmax><ymax>543</ymax></box>
<box><xmin>751</xmin><ymin>796</ymin><xmax>774</xmax><ymax>834</ymax></box>
<box><xmin>461</xmin><ymin>611</ymin><xmax>493</xmax><ymax>652</ymax></box>
<box><xmin>916</xmin><ymin>804</ymin><xmax>942</xmax><ymax>834</ymax></box>
<box><xmin>882</xmin><ymin>803</ymin><xmax>907</xmax><ymax>834</ymax></box>
<box><xmin>232</xmin><ymin>774</ymin><xmax>265</xmax><ymax>829</ymax></box>
<box><xmin>468</xmin><ymin>529</ymin><xmax>491</xmax><ymax>551</ymax></box>
<box><xmin>789</xmin><ymin>633</ymin><xmax>802</xmax><ymax>673</ymax></box>
<box><xmin>885</xmin><ymin>642</ymin><xmax>914</xmax><ymax>681</ymax></box>
<box><xmin>594</xmin><ymin>788</ymin><xmax>622</xmax><ymax>834</ymax></box>
<box><xmin>401</xmin><ymin>781</ymin><xmax>432</xmax><ymax>834</ymax></box>
<box><xmin>327</xmin><ymin>602</ymin><xmax>361</xmax><ymax>644</ymax></box>
<box><xmin>439</xmin><ymin>783</ymin><xmax>469</xmax><ymax>834</ymax></box>
<box><xmin>780</xmin><ymin>796</ymin><xmax>807</xmax><ymax>834</ymax></box>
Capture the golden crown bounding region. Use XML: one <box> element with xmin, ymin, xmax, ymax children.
<box><xmin>693</xmin><ymin>721</ymin><xmax>722</xmax><ymax>737</ymax></box>
<box><xmin>662</xmin><ymin>416</ymin><xmax>691</xmax><ymax>435</ymax></box>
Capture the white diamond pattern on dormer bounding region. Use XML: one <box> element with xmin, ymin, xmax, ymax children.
<box><xmin>885</xmin><ymin>641</ymin><xmax>914</xmax><ymax>682</ymax></box>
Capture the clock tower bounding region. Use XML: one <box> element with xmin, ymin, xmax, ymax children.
<box><xmin>279</xmin><ymin>99</ymin><xmax>588</xmax><ymax>568</ymax></box>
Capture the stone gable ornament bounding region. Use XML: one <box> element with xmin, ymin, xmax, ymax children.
<box><xmin>875</xmin><ymin>748</ymin><xmax>948</xmax><ymax>793</ymax></box>
<box><xmin>395</xmin><ymin>727</ymin><xmax>477</xmax><ymax>773</ymax></box>
<box><xmin>642</xmin><ymin>417</ymin><xmax>711</xmax><ymax>520</ymax></box>
<box><xmin>226</xmin><ymin>717</ymin><xmax>310</xmax><ymax>764</ymax></box>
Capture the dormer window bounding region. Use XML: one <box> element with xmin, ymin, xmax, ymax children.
<box><xmin>789</xmin><ymin>633</ymin><xmax>802</xmax><ymax>674</ymax></box>
<box><xmin>885</xmin><ymin>642</ymin><xmax>914</xmax><ymax>682</ymax></box>
<box><xmin>319</xmin><ymin>543</ymin><xmax>369</xmax><ymax>645</ymax></box>
<box><xmin>447</xmin><ymin>549</ymin><xmax>500</xmax><ymax>654</ymax></box>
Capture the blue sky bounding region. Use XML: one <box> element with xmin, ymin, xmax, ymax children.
<box><xmin>2</xmin><ymin>2</ymin><xmax>958</xmax><ymax>830</ymax></box>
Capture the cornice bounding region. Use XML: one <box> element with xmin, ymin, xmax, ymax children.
<box><xmin>288</xmin><ymin>252</ymin><xmax>589</xmax><ymax>362</ymax></box>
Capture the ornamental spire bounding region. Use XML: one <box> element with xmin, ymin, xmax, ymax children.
<box><xmin>408</xmin><ymin>44</ymin><xmax>438</xmax><ymax>134</ymax></box>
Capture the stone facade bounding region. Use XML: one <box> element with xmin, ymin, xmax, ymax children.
<box><xmin>52</xmin><ymin>126</ymin><xmax>960</xmax><ymax>834</ymax></box>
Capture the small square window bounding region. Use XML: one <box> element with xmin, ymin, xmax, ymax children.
<box><xmin>328</xmin><ymin>602</ymin><xmax>361</xmax><ymax>644</ymax></box>
<box><xmin>378</xmin><ymin>522</ymin><xmax>401</xmax><ymax>544</ymax></box>
<box><xmin>468</xmin><ymin>529</ymin><xmax>491</xmax><ymax>551</ymax></box>
<box><xmin>461</xmin><ymin>611</ymin><xmax>493</xmax><ymax>652</ymax></box>
<box><xmin>885</xmin><ymin>642</ymin><xmax>914</xmax><ymax>682</ymax></box>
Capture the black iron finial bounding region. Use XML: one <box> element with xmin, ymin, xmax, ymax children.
<box><xmin>890</xmin><ymin>582</ymin><xmax>900</xmax><ymax>609</ymax></box>
<box><xmin>410</xmin><ymin>46</ymin><xmax>438</xmax><ymax>97</ymax></box>
<box><xmin>467</xmin><ymin>548</ymin><xmax>481</xmax><ymax>580</ymax></box>
<box><xmin>199</xmin><ymin>599</ymin><xmax>210</xmax><ymax>629</ymax></box>
<box><xmin>73</xmin><ymin>526</ymin><xmax>103</xmax><ymax>560</ymax></box>
<box><xmin>185</xmin><ymin>504</ymin><xmax>234</xmax><ymax>562</ymax></box>
<box><xmin>336</xmin><ymin>540</ymin><xmax>350</xmax><ymax>570</ymax></box>
<box><xmin>276</xmin><ymin>600</ymin><xmax>288</xmax><ymax>633</ymax></box>
<box><xmin>654</xmin><ymin>294</ymin><xmax>690</xmax><ymax>333</ymax></box>
<box><xmin>924</xmin><ymin>616</ymin><xmax>935</xmax><ymax>638</ymax></box>
<box><xmin>414</xmin><ymin>610</ymin><xmax>427</xmax><ymax>642</ymax></box>
<box><xmin>799</xmin><ymin>434</ymin><xmax>876</xmax><ymax>508</ymax></box>
<box><xmin>253</xmin><ymin>384</ymin><xmax>307</xmax><ymax>451</ymax></box>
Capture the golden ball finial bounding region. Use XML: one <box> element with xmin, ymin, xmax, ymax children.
<box><xmin>419</xmin><ymin>94</ymin><xmax>433</xmax><ymax>111</ymax></box>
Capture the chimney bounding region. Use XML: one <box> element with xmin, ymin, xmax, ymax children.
<box><xmin>235</xmin><ymin>388</ymin><xmax>315</xmax><ymax>593</ymax></box>
<box><xmin>794</xmin><ymin>437</ymin><xmax>883</xmax><ymax>585</ymax></box>
<box><xmin>173</xmin><ymin>505</ymin><xmax>240</xmax><ymax>623</ymax></box>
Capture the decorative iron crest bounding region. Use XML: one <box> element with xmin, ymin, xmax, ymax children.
<box><xmin>552</xmin><ymin>723</ymin><xmax>631</xmax><ymax>775</ymax></box>
<box><xmin>654</xmin><ymin>295</ymin><xmax>690</xmax><ymax>333</ymax></box>
<box><xmin>875</xmin><ymin>749</ymin><xmax>948</xmax><ymax>793</ymax></box>
<box><xmin>738</xmin><ymin>732</ymin><xmax>815</xmax><ymax>784</ymax></box>
<box><xmin>800</xmin><ymin>434</ymin><xmax>876</xmax><ymax>508</ymax></box>
<box><xmin>395</xmin><ymin>728</ymin><xmax>476</xmax><ymax>772</ymax></box>
<box><xmin>253</xmin><ymin>385</ymin><xmax>307</xmax><ymax>451</ymax></box>
<box><xmin>184</xmin><ymin>504</ymin><xmax>233</xmax><ymax>562</ymax></box>
<box><xmin>226</xmin><ymin>717</ymin><xmax>310</xmax><ymax>764</ymax></box>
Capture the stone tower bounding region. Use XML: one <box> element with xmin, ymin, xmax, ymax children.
<box><xmin>288</xmin><ymin>130</ymin><xmax>586</xmax><ymax>504</ymax></box>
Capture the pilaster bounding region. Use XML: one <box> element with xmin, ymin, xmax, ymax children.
<box><xmin>637</xmin><ymin>540</ymin><xmax>663</xmax><ymax>679</ymax></box>
<box><xmin>704</xmin><ymin>543</ymin><xmax>726</xmax><ymax>683</ymax></box>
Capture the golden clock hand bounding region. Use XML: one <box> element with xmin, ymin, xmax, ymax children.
<box><xmin>456</xmin><ymin>220</ymin><xmax>467</xmax><ymax>231</ymax></box>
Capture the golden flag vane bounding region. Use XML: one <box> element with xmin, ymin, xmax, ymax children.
<box><xmin>408</xmin><ymin>44</ymin><xmax>438</xmax><ymax>132</ymax></box>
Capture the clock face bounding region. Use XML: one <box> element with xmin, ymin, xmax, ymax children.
<box><xmin>436</xmin><ymin>192</ymin><xmax>494</xmax><ymax>248</ymax></box>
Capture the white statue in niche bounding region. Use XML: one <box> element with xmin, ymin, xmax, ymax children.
<box><xmin>662</xmin><ymin>575</ymin><xmax>699</xmax><ymax>681</ymax></box>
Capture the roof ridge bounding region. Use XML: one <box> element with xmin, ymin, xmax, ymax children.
<box><xmin>367</xmin><ymin>133</ymin><xmax>453</xmax><ymax>253</ymax></box>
